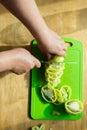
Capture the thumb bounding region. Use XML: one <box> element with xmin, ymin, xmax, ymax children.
<box><xmin>46</xmin><ymin>53</ymin><xmax>52</xmax><ymax>60</ymax></box>
<box><xmin>57</xmin><ymin>50</ymin><xmax>66</xmax><ymax>57</ymax></box>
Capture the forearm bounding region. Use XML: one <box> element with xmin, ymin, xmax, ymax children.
<box><xmin>0</xmin><ymin>0</ymin><xmax>49</xmax><ymax>41</ymax></box>
<box><xmin>0</xmin><ymin>0</ymin><xmax>67</xmax><ymax>58</ymax></box>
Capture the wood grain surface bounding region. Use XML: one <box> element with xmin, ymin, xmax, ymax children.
<box><xmin>0</xmin><ymin>0</ymin><xmax>87</xmax><ymax>130</ymax></box>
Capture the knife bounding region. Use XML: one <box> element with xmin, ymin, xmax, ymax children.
<box><xmin>40</xmin><ymin>60</ymin><xmax>77</xmax><ymax>64</ymax></box>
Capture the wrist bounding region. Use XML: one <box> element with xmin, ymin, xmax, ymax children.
<box><xmin>0</xmin><ymin>50</ymin><xmax>14</xmax><ymax>72</ymax></box>
<box><xmin>35</xmin><ymin>26</ymin><xmax>50</xmax><ymax>44</ymax></box>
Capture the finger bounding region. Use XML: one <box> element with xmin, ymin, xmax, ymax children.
<box><xmin>63</xmin><ymin>43</ymin><xmax>67</xmax><ymax>51</ymax></box>
<box><xmin>32</xmin><ymin>56</ymin><xmax>41</xmax><ymax>68</ymax></box>
<box><xmin>57</xmin><ymin>50</ymin><xmax>66</xmax><ymax>57</ymax></box>
<box><xmin>61</xmin><ymin>42</ymin><xmax>67</xmax><ymax>51</ymax></box>
<box><xmin>46</xmin><ymin>53</ymin><xmax>52</xmax><ymax>60</ymax></box>
<box><xmin>63</xmin><ymin>46</ymin><xmax>67</xmax><ymax>51</ymax></box>
<box><xmin>57</xmin><ymin>43</ymin><xmax>67</xmax><ymax>52</ymax></box>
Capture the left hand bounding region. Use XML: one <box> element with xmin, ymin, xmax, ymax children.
<box><xmin>37</xmin><ymin>29</ymin><xmax>67</xmax><ymax>59</ymax></box>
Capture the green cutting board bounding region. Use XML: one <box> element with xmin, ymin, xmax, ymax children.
<box><xmin>30</xmin><ymin>37</ymin><xmax>83</xmax><ymax>120</ymax></box>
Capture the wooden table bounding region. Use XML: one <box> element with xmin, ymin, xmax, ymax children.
<box><xmin>0</xmin><ymin>0</ymin><xmax>87</xmax><ymax>130</ymax></box>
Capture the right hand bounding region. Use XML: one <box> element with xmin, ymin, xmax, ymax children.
<box><xmin>10</xmin><ymin>48</ymin><xmax>41</xmax><ymax>74</ymax></box>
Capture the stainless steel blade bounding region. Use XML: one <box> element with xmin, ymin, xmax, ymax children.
<box><xmin>40</xmin><ymin>60</ymin><xmax>77</xmax><ymax>64</ymax></box>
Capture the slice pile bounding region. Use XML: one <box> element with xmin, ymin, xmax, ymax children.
<box><xmin>41</xmin><ymin>56</ymin><xmax>83</xmax><ymax>115</ymax></box>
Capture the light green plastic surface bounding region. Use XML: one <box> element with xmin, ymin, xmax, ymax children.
<box><xmin>30</xmin><ymin>37</ymin><xmax>83</xmax><ymax>120</ymax></box>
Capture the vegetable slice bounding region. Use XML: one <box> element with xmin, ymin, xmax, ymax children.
<box><xmin>53</xmin><ymin>89</ymin><xmax>63</xmax><ymax>105</ymax></box>
<box><xmin>41</xmin><ymin>85</ymin><xmax>57</xmax><ymax>103</ymax></box>
<box><xmin>32</xmin><ymin>124</ymin><xmax>45</xmax><ymax>130</ymax></box>
<box><xmin>53</xmin><ymin>85</ymin><xmax>72</xmax><ymax>105</ymax></box>
<box><xmin>60</xmin><ymin>85</ymin><xmax>72</xmax><ymax>102</ymax></box>
<box><xmin>65</xmin><ymin>99</ymin><xmax>83</xmax><ymax>115</ymax></box>
<box><xmin>45</xmin><ymin>56</ymin><xmax>65</xmax><ymax>88</ymax></box>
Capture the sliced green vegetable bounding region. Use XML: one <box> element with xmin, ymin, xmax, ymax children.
<box><xmin>32</xmin><ymin>124</ymin><xmax>45</xmax><ymax>130</ymax></box>
<box><xmin>31</xmin><ymin>124</ymin><xmax>52</xmax><ymax>130</ymax></box>
<box><xmin>45</xmin><ymin>56</ymin><xmax>65</xmax><ymax>88</ymax></box>
<box><xmin>41</xmin><ymin>56</ymin><xmax>72</xmax><ymax>105</ymax></box>
<box><xmin>32</xmin><ymin>126</ymin><xmax>40</xmax><ymax>130</ymax></box>
<box><xmin>39</xmin><ymin>124</ymin><xmax>45</xmax><ymax>130</ymax></box>
<box><xmin>65</xmin><ymin>99</ymin><xmax>83</xmax><ymax>115</ymax></box>
<box><xmin>51</xmin><ymin>110</ymin><xmax>61</xmax><ymax>116</ymax></box>
<box><xmin>41</xmin><ymin>85</ymin><xmax>57</xmax><ymax>103</ymax></box>
<box><xmin>60</xmin><ymin>85</ymin><xmax>72</xmax><ymax>102</ymax></box>
<box><xmin>52</xmin><ymin>85</ymin><xmax>72</xmax><ymax>105</ymax></box>
<box><xmin>40</xmin><ymin>55</ymin><xmax>83</xmax><ymax>117</ymax></box>
<box><xmin>53</xmin><ymin>89</ymin><xmax>63</xmax><ymax>105</ymax></box>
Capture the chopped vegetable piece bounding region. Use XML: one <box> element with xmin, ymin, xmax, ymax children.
<box><xmin>65</xmin><ymin>99</ymin><xmax>83</xmax><ymax>115</ymax></box>
<box><xmin>60</xmin><ymin>85</ymin><xmax>72</xmax><ymax>102</ymax></box>
<box><xmin>32</xmin><ymin>126</ymin><xmax>40</xmax><ymax>130</ymax></box>
<box><xmin>39</xmin><ymin>124</ymin><xmax>45</xmax><ymax>130</ymax></box>
<box><xmin>41</xmin><ymin>85</ymin><xmax>57</xmax><ymax>103</ymax></box>
<box><xmin>32</xmin><ymin>124</ymin><xmax>45</xmax><ymax>130</ymax></box>
<box><xmin>41</xmin><ymin>56</ymin><xmax>72</xmax><ymax>105</ymax></box>
<box><xmin>51</xmin><ymin>110</ymin><xmax>61</xmax><ymax>116</ymax></box>
<box><xmin>45</xmin><ymin>56</ymin><xmax>65</xmax><ymax>88</ymax></box>
<box><xmin>53</xmin><ymin>89</ymin><xmax>63</xmax><ymax>105</ymax></box>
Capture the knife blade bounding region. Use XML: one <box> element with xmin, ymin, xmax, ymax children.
<box><xmin>40</xmin><ymin>60</ymin><xmax>77</xmax><ymax>64</ymax></box>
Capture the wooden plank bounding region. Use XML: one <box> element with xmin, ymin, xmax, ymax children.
<box><xmin>36</xmin><ymin>0</ymin><xmax>87</xmax><ymax>17</ymax></box>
